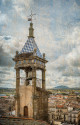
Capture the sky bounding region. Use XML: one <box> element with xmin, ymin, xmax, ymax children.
<box><xmin>0</xmin><ymin>0</ymin><xmax>80</xmax><ymax>88</ymax></box>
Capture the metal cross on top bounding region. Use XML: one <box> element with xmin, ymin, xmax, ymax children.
<box><xmin>28</xmin><ymin>10</ymin><xmax>36</xmax><ymax>23</ymax></box>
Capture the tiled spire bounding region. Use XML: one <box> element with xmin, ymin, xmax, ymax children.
<box><xmin>20</xmin><ymin>23</ymin><xmax>42</xmax><ymax>58</ymax></box>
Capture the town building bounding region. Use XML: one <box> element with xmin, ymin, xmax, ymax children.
<box><xmin>67</xmin><ymin>110</ymin><xmax>80</xmax><ymax>125</ymax></box>
<box><xmin>48</xmin><ymin>93</ymin><xmax>80</xmax><ymax>125</ymax></box>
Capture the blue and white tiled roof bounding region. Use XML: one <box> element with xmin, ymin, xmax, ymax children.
<box><xmin>20</xmin><ymin>37</ymin><xmax>42</xmax><ymax>58</ymax></box>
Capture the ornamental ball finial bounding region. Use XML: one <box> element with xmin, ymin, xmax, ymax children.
<box><xmin>16</xmin><ymin>51</ymin><xmax>18</xmax><ymax>55</ymax></box>
<box><xmin>33</xmin><ymin>48</ymin><xmax>37</xmax><ymax>56</ymax></box>
<box><xmin>43</xmin><ymin>53</ymin><xmax>45</xmax><ymax>59</ymax></box>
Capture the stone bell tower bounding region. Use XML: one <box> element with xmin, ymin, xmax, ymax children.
<box><xmin>13</xmin><ymin>22</ymin><xmax>49</xmax><ymax>121</ymax></box>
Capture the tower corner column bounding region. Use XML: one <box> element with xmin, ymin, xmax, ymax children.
<box><xmin>42</xmin><ymin>68</ymin><xmax>46</xmax><ymax>90</ymax></box>
<box><xmin>16</xmin><ymin>68</ymin><xmax>20</xmax><ymax>117</ymax></box>
<box><xmin>32</xmin><ymin>67</ymin><xmax>37</xmax><ymax>119</ymax></box>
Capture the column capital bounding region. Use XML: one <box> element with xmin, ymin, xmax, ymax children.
<box><xmin>16</xmin><ymin>68</ymin><xmax>20</xmax><ymax>70</ymax></box>
<box><xmin>32</xmin><ymin>67</ymin><xmax>37</xmax><ymax>70</ymax></box>
<box><xmin>42</xmin><ymin>68</ymin><xmax>46</xmax><ymax>71</ymax></box>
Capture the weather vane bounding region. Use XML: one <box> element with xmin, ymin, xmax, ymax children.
<box><xmin>28</xmin><ymin>10</ymin><xmax>36</xmax><ymax>23</ymax></box>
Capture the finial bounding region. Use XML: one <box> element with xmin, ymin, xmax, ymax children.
<box><xmin>33</xmin><ymin>48</ymin><xmax>37</xmax><ymax>56</ymax></box>
<box><xmin>43</xmin><ymin>53</ymin><xmax>45</xmax><ymax>59</ymax></box>
<box><xmin>16</xmin><ymin>51</ymin><xmax>18</xmax><ymax>55</ymax></box>
<box><xmin>28</xmin><ymin>11</ymin><xmax>36</xmax><ymax>38</ymax></box>
<box><xmin>28</xmin><ymin>10</ymin><xmax>36</xmax><ymax>23</ymax></box>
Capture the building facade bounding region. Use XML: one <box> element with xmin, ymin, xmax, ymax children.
<box><xmin>68</xmin><ymin>110</ymin><xmax>80</xmax><ymax>125</ymax></box>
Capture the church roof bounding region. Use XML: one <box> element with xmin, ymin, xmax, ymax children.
<box><xmin>19</xmin><ymin>37</ymin><xmax>42</xmax><ymax>58</ymax></box>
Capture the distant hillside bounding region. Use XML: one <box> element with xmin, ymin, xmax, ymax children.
<box><xmin>54</xmin><ymin>85</ymin><xmax>69</xmax><ymax>89</ymax></box>
<box><xmin>0</xmin><ymin>87</ymin><xmax>15</xmax><ymax>90</ymax></box>
<box><xmin>0</xmin><ymin>87</ymin><xmax>15</xmax><ymax>94</ymax></box>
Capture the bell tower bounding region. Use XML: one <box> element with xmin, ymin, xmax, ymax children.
<box><xmin>13</xmin><ymin>20</ymin><xmax>49</xmax><ymax>120</ymax></box>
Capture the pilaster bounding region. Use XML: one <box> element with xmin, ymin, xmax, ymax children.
<box><xmin>25</xmin><ymin>70</ymin><xmax>28</xmax><ymax>85</ymax></box>
<box><xmin>42</xmin><ymin>68</ymin><xmax>46</xmax><ymax>90</ymax></box>
<box><xmin>32</xmin><ymin>67</ymin><xmax>36</xmax><ymax>94</ymax></box>
<box><xmin>16</xmin><ymin>68</ymin><xmax>20</xmax><ymax>116</ymax></box>
<box><xmin>32</xmin><ymin>67</ymin><xmax>37</xmax><ymax>119</ymax></box>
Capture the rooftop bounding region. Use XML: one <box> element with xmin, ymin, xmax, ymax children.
<box><xmin>19</xmin><ymin>37</ymin><xmax>42</xmax><ymax>58</ymax></box>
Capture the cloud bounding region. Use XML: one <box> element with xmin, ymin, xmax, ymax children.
<box><xmin>63</xmin><ymin>67</ymin><xmax>80</xmax><ymax>77</ymax></box>
<box><xmin>75</xmin><ymin>0</ymin><xmax>80</xmax><ymax>6</ymax></box>
<box><xmin>45</xmin><ymin>25</ymin><xmax>80</xmax><ymax>87</ymax></box>
<box><xmin>0</xmin><ymin>12</ymin><xmax>8</xmax><ymax>25</ymax></box>
<box><xmin>0</xmin><ymin>45</ymin><xmax>13</xmax><ymax>67</ymax></box>
<box><xmin>0</xmin><ymin>70</ymin><xmax>10</xmax><ymax>75</ymax></box>
<box><xmin>13</xmin><ymin>0</ymin><xmax>33</xmax><ymax>20</ymax></box>
<box><xmin>0</xmin><ymin>67</ymin><xmax>16</xmax><ymax>88</ymax></box>
<box><xmin>4</xmin><ymin>36</ymin><xmax>11</xmax><ymax>40</ymax></box>
<box><xmin>71</xmin><ymin>58</ymin><xmax>80</xmax><ymax>67</ymax></box>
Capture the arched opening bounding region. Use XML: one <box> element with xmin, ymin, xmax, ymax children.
<box><xmin>24</xmin><ymin>106</ymin><xmax>28</xmax><ymax>117</ymax></box>
<box><xmin>20</xmin><ymin>69</ymin><xmax>26</xmax><ymax>86</ymax></box>
<box><xmin>36</xmin><ymin>70</ymin><xmax>42</xmax><ymax>88</ymax></box>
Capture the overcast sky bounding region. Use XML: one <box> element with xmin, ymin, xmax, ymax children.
<box><xmin>0</xmin><ymin>0</ymin><xmax>80</xmax><ymax>88</ymax></box>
